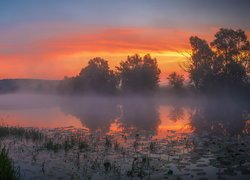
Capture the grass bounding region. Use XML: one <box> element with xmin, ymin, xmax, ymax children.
<box><xmin>44</xmin><ymin>137</ymin><xmax>78</xmax><ymax>152</ymax></box>
<box><xmin>0</xmin><ymin>126</ymin><xmax>43</xmax><ymax>141</ymax></box>
<box><xmin>78</xmin><ymin>140</ymin><xmax>89</xmax><ymax>151</ymax></box>
<box><xmin>1</xmin><ymin>125</ymin><xmax>248</xmax><ymax>179</ymax></box>
<box><xmin>44</xmin><ymin>139</ymin><xmax>61</xmax><ymax>152</ymax></box>
<box><xmin>0</xmin><ymin>146</ymin><xmax>20</xmax><ymax>180</ymax></box>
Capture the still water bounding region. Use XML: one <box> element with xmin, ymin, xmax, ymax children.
<box><xmin>0</xmin><ymin>94</ymin><xmax>249</xmax><ymax>179</ymax></box>
<box><xmin>0</xmin><ymin>94</ymin><xmax>195</xmax><ymax>137</ymax></box>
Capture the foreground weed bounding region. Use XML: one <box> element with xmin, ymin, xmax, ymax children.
<box><xmin>0</xmin><ymin>146</ymin><xmax>20</xmax><ymax>180</ymax></box>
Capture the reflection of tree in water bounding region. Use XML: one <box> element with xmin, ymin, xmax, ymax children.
<box><xmin>119</xmin><ymin>98</ymin><xmax>160</xmax><ymax>136</ymax></box>
<box><xmin>60</xmin><ymin>97</ymin><xmax>120</xmax><ymax>132</ymax></box>
<box><xmin>59</xmin><ymin>97</ymin><xmax>160</xmax><ymax>136</ymax></box>
<box><xmin>168</xmin><ymin>105</ymin><xmax>184</xmax><ymax>122</ymax></box>
<box><xmin>189</xmin><ymin>99</ymin><xmax>250</xmax><ymax>135</ymax></box>
<box><xmin>177</xmin><ymin>99</ymin><xmax>250</xmax><ymax>178</ymax></box>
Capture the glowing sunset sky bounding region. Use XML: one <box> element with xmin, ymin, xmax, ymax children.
<box><xmin>0</xmin><ymin>0</ymin><xmax>250</xmax><ymax>84</ymax></box>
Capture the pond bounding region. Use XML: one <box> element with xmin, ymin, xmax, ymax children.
<box><xmin>0</xmin><ymin>94</ymin><xmax>249</xmax><ymax>179</ymax></box>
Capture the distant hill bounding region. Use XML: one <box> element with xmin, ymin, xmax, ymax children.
<box><xmin>0</xmin><ymin>79</ymin><xmax>61</xmax><ymax>93</ymax></box>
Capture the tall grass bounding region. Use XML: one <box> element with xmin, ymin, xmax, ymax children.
<box><xmin>0</xmin><ymin>146</ymin><xmax>20</xmax><ymax>180</ymax></box>
<box><xmin>0</xmin><ymin>126</ymin><xmax>43</xmax><ymax>141</ymax></box>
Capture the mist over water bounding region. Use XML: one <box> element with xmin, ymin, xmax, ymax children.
<box><xmin>0</xmin><ymin>93</ymin><xmax>249</xmax><ymax>179</ymax></box>
<box><xmin>0</xmin><ymin>93</ymin><xmax>249</xmax><ymax>136</ymax></box>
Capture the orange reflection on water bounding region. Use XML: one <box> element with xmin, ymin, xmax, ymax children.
<box><xmin>0</xmin><ymin>105</ymin><xmax>194</xmax><ymax>140</ymax></box>
<box><xmin>155</xmin><ymin>106</ymin><xmax>193</xmax><ymax>139</ymax></box>
<box><xmin>108</xmin><ymin>120</ymin><xmax>124</xmax><ymax>134</ymax></box>
<box><xmin>0</xmin><ymin>107</ymin><xmax>83</xmax><ymax>129</ymax></box>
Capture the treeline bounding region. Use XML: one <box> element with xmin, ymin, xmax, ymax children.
<box><xmin>59</xmin><ymin>54</ymin><xmax>161</xmax><ymax>94</ymax></box>
<box><xmin>185</xmin><ymin>28</ymin><xmax>250</xmax><ymax>95</ymax></box>
<box><xmin>59</xmin><ymin>28</ymin><xmax>250</xmax><ymax>96</ymax></box>
<box><xmin>0</xmin><ymin>28</ymin><xmax>248</xmax><ymax>96</ymax></box>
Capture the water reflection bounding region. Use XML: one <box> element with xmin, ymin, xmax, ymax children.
<box><xmin>59</xmin><ymin>97</ymin><xmax>160</xmax><ymax>136</ymax></box>
<box><xmin>119</xmin><ymin>98</ymin><xmax>160</xmax><ymax>136</ymax></box>
<box><xmin>189</xmin><ymin>99</ymin><xmax>250</xmax><ymax>135</ymax></box>
<box><xmin>0</xmin><ymin>95</ymin><xmax>249</xmax><ymax>137</ymax></box>
<box><xmin>1</xmin><ymin>95</ymin><xmax>250</xmax><ymax>179</ymax></box>
<box><xmin>184</xmin><ymin>100</ymin><xmax>250</xmax><ymax>179</ymax></box>
<box><xmin>60</xmin><ymin>97</ymin><xmax>120</xmax><ymax>132</ymax></box>
<box><xmin>168</xmin><ymin>104</ymin><xmax>185</xmax><ymax>122</ymax></box>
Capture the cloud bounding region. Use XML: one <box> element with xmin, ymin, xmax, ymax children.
<box><xmin>0</xmin><ymin>23</ymin><xmax>238</xmax><ymax>80</ymax></box>
<box><xmin>0</xmin><ymin>25</ymin><xmax>194</xmax><ymax>58</ymax></box>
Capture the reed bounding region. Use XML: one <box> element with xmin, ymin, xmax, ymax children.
<box><xmin>0</xmin><ymin>146</ymin><xmax>20</xmax><ymax>180</ymax></box>
<box><xmin>0</xmin><ymin>126</ymin><xmax>43</xmax><ymax>141</ymax></box>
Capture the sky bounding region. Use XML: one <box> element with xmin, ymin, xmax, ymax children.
<box><xmin>0</xmin><ymin>0</ymin><xmax>250</xmax><ymax>84</ymax></box>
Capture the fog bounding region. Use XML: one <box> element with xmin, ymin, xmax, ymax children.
<box><xmin>0</xmin><ymin>93</ymin><xmax>249</xmax><ymax>136</ymax></box>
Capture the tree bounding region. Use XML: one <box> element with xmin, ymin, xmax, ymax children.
<box><xmin>185</xmin><ymin>28</ymin><xmax>250</xmax><ymax>93</ymax></box>
<box><xmin>167</xmin><ymin>72</ymin><xmax>184</xmax><ymax>89</ymax></box>
<box><xmin>185</xmin><ymin>36</ymin><xmax>216</xmax><ymax>90</ymax></box>
<box><xmin>211</xmin><ymin>28</ymin><xmax>249</xmax><ymax>62</ymax></box>
<box><xmin>59</xmin><ymin>57</ymin><xmax>119</xmax><ymax>94</ymax></box>
<box><xmin>117</xmin><ymin>54</ymin><xmax>161</xmax><ymax>93</ymax></box>
<box><xmin>210</xmin><ymin>28</ymin><xmax>250</xmax><ymax>87</ymax></box>
<box><xmin>77</xmin><ymin>57</ymin><xmax>119</xmax><ymax>93</ymax></box>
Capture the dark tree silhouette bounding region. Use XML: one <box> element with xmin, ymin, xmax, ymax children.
<box><xmin>167</xmin><ymin>72</ymin><xmax>184</xmax><ymax>89</ymax></box>
<box><xmin>59</xmin><ymin>57</ymin><xmax>119</xmax><ymax>94</ymax></box>
<box><xmin>211</xmin><ymin>29</ymin><xmax>250</xmax><ymax>88</ymax></box>
<box><xmin>186</xmin><ymin>36</ymin><xmax>216</xmax><ymax>90</ymax></box>
<box><xmin>77</xmin><ymin>57</ymin><xmax>119</xmax><ymax>93</ymax></box>
<box><xmin>117</xmin><ymin>54</ymin><xmax>161</xmax><ymax>93</ymax></box>
<box><xmin>185</xmin><ymin>28</ymin><xmax>250</xmax><ymax>93</ymax></box>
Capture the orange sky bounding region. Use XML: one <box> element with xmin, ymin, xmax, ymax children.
<box><xmin>1</xmin><ymin>26</ymin><xmax>249</xmax><ymax>85</ymax></box>
<box><xmin>0</xmin><ymin>26</ymin><xmax>215</xmax><ymax>84</ymax></box>
<box><xmin>1</xmin><ymin>1</ymin><xmax>250</xmax><ymax>85</ymax></box>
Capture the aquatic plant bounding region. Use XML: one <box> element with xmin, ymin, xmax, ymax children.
<box><xmin>127</xmin><ymin>155</ymin><xmax>151</xmax><ymax>178</ymax></box>
<box><xmin>78</xmin><ymin>140</ymin><xmax>89</xmax><ymax>151</ymax></box>
<box><xmin>103</xmin><ymin>160</ymin><xmax>111</xmax><ymax>173</ymax></box>
<box><xmin>105</xmin><ymin>136</ymin><xmax>112</xmax><ymax>148</ymax></box>
<box><xmin>0</xmin><ymin>126</ymin><xmax>43</xmax><ymax>141</ymax></box>
<box><xmin>44</xmin><ymin>139</ymin><xmax>61</xmax><ymax>152</ymax></box>
<box><xmin>149</xmin><ymin>141</ymin><xmax>157</xmax><ymax>153</ymax></box>
<box><xmin>0</xmin><ymin>124</ymin><xmax>249</xmax><ymax>179</ymax></box>
<box><xmin>0</xmin><ymin>146</ymin><xmax>20</xmax><ymax>180</ymax></box>
<box><xmin>114</xmin><ymin>140</ymin><xmax>120</xmax><ymax>151</ymax></box>
<box><xmin>63</xmin><ymin>139</ymin><xmax>74</xmax><ymax>151</ymax></box>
